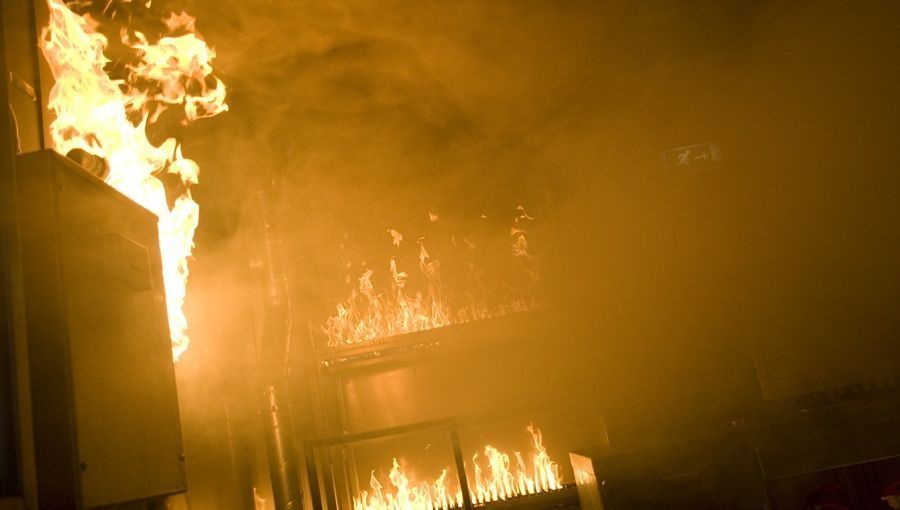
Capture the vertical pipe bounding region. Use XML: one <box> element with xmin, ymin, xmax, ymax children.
<box><xmin>254</xmin><ymin>190</ymin><xmax>303</xmax><ymax>510</ymax></box>
<box><xmin>261</xmin><ymin>384</ymin><xmax>303</xmax><ymax>510</ymax></box>
<box><xmin>222</xmin><ymin>397</ymin><xmax>256</xmax><ymax>510</ymax></box>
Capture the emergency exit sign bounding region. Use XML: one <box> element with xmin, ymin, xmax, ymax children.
<box><xmin>662</xmin><ymin>142</ymin><xmax>722</xmax><ymax>173</ymax></box>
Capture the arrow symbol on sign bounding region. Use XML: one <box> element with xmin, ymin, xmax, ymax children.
<box><xmin>693</xmin><ymin>152</ymin><xmax>709</xmax><ymax>161</ymax></box>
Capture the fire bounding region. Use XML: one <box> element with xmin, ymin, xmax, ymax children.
<box><xmin>352</xmin><ymin>426</ymin><xmax>564</xmax><ymax>510</ymax></box>
<box><xmin>40</xmin><ymin>0</ymin><xmax>227</xmax><ymax>359</ymax></box>
<box><xmin>469</xmin><ymin>425</ymin><xmax>563</xmax><ymax>505</ymax></box>
<box><xmin>323</xmin><ymin>208</ymin><xmax>542</xmax><ymax>347</ymax></box>
<box><xmin>353</xmin><ymin>460</ymin><xmax>463</xmax><ymax>510</ymax></box>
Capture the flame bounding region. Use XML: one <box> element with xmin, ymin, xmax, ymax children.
<box><xmin>323</xmin><ymin>208</ymin><xmax>542</xmax><ymax>347</ymax></box>
<box><xmin>468</xmin><ymin>425</ymin><xmax>563</xmax><ymax>504</ymax></box>
<box><xmin>40</xmin><ymin>0</ymin><xmax>227</xmax><ymax>359</ymax></box>
<box><xmin>389</xmin><ymin>228</ymin><xmax>403</xmax><ymax>246</ymax></box>
<box><xmin>354</xmin><ymin>459</ymin><xmax>463</xmax><ymax>510</ymax></box>
<box><xmin>351</xmin><ymin>426</ymin><xmax>563</xmax><ymax>510</ymax></box>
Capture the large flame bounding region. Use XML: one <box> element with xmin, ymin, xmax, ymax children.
<box><xmin>352</xmin><ymin>426</ymin><xmax>563</xmax><ymax>510</ymax></box>
<box><xmin>323</xmin><ymin>208</ymin><xmax>542</xmax><ymax>347</ymax></box>
<box><xmin>40</xmin><ymin>0</ymin><xmax>227</xmax><ymax>359</ymax></box>
<box><xmin>469</xmin><ymin>425</ymin><xmax>563</xmax><ymax>505</ymax></box>
<box><xmin>355</xmin><ymin>460</ymin><xmax>463</xmax><ymax>510</ymax></box>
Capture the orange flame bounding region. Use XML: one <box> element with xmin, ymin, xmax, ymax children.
<box><xmin>351</xmin><ymin>426</ymin><xmax>563</xmax><ymax>510</ymax></box>
<box><xmin>354</xmin><ymin>459</ymin><xmax>463</xmax><ymax>510</ymax></box>
<box><xmin>40</xmin><ymin>0</ymin><xmax>227</xmax><ymax>359</ymax></box>
<box><xmin>468</xmin><ymin>425</ymin><xmax>563</xmax><ymax>504</ymax></box>
<box><xmin>323</xmin><ymin>208</ymin><xmax>542</xmax><ymax>347</ymax></box>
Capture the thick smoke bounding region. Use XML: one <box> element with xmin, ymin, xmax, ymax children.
<box><xmin>176</xmin><ymin>0</ymin><xmax>900</xmax><ymax>437</ymax></box>
<box><xmin>149</xmin><ymin>1</ymin><xmax>900</xmax><ymax>507</ymax></box>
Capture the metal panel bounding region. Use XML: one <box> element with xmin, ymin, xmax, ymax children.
<box><xmin>573</xmin><ymin>434</ymin><xmax>768</xmax><ymax>510</ymax></box>
<box><xmin>16</xmin><ymin>150</ymin><xmax>186</xmax><ymax>508</ymax></box>
<box><xmin>748</xmin><ymin>282</ymin><xmax>900</xmax><ymax>400</ymax></box>
<box><xmin>315</xmin><ymin>311</ymin><xmax>591</xmax><ymax>434</ymax></box>
<box><xmin>569</xmin><ymin>453</ymin><xmax>604</xmax><ymax>510</ymax></box>
<box><xmin>2</xmin><ymin>0</ymin><xmax>46</xmax><ymax>154</ymax></box>
<box><xmin>3</xmin><ymin>0</ymin><xmax>49</xmax><ymax>504</ymax></box>
<box><xmin>0</xmin><ymin>2</ymin><xmax>23</xmax><ymax>498</ymax></box>
<box><xmin>755</xmin><ymin>396</ymin><xmax>900</xmax><ymax>481</ymax></box>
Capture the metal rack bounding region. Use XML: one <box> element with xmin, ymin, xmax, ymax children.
<box><xmin>305</xmin><ymin>417</ymin><xmax>582</xmax><ymax>510</ymax></box>
<box><xmin>299</xmin><ymin>308</ymin><xmax>595</xmax><ymax>510</ymax></box>
<box><xmin>310</xmin><ymin>309</ymin><xmax>550</xmax><ymax>371</ymax></box>
<box><xmin>305</xmin><ymin>419</ymin><xmax>473</xmax><ymax>510</ymax></box>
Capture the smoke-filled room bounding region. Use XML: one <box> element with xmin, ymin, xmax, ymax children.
<box><xmin>1</xmin><ymin>1</ymin><xmax>899</xmax><ymax>509</ymax></box>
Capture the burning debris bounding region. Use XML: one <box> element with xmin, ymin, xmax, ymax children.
<box><xmin>323</xmin><ymin>207</ymin><xmax>544</xmax><ymax>347</ymax></box>
<box><xmin>353</xmin><ymin>425</ymin><xmax>564</xmax><ymax>510</ymax></box>
<box><xmin>40</xmin><ymin>0</ymin><xmax>228</xmax><ymax>359</ymax></box>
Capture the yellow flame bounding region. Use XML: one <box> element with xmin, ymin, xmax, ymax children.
<box><xmin>323</xmin><ymin>209</ymin><xmax>541</xmax><ymax>347</ymax></box>
<box><xmin>468</xmin><ymin>425</ymin><xmax>564</xmax><ymax>504</ymax></box>
<box><xmin>354</xmin><ymin>459</ymin><xmax>462</xmax><ymax>510</ymax></box>
<box><xmin>40</xmin><ymin>0</ymin><xmax>227</xmax><ymax>360</ymax></box>
<box><xmin>352</xmin><ymin>426</ymin><xmax>563</xmax><ymax>510</ymax></box>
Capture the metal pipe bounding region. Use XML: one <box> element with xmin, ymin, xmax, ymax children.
<box><xmin>261</xmin><ymin>384</ymin><xmax>303</xmax><ymax>510</ymax></box>
<box><xmin>256</xmin><ymin>189</ymin><xmax>290</xmax><ymax>372</ymax></box>
<box><xmin>254</xmin><ymin>189</ymin><xmax>303</xmax><ymax>510</ymax></box>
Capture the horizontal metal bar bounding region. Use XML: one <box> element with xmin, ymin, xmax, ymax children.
<box><xmin>312</xmin><ymin>309</ymin><xmax>550</xmax><ymax>371</ymax></box>
<box><xmin>306</xmin><ymin>418</ymin><xmax>456</xmax><ymax>448</ymax></box>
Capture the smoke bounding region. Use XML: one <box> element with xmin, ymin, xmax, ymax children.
<box><xmin>179</xmin><ymin>0</ymin><xmax>900</xmax><ymax>398</ymax></box>
<box><xmin>148</xmin><ymin>0</ymin><xmax>900</xmax><ymax>505</ymax></box>
<box><xmin>182</xmin><ymin>1</ymin><xmax>609</xmax><ymax>319</ymax></box>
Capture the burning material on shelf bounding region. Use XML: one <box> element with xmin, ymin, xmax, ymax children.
<box><xmin>469</xmin><ymin>425</ymin><xmax>564</xmax><ymax>505</ymax></box>
<box><xmin>323</xmin><ymin>207</ymin><xmax>544</xmax><ymax>347</ymax></box>
<box><xmin>39</xmin><ymin>0</ymin><xmax>228</xmax><ymax>360</ymax></box>
<box><xmin>354</xmin><ymin>460</ymin><xmax>464</xmax><ymax>510</ymax></box>
<box><xmin>352</xmin><ymin>425</ymin><xmax>564</xmax><ymax>510</ymax></box>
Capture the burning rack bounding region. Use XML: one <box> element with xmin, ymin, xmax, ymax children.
<box><xmin>301</xmin><ymin>310</ymin><xmax>559</xmax><ymax>444</ymax></box>
<box><xmin>309</xmin><ymin>309</ymin><xmax>551</xmax><ymax>371</ymax></box>
<box><xmin>305</xmin><ymin>419</ymin><xmax>474</xmax><ymax>510</ymax></box>
<box><xmin>301</xmin><ymin>308</ymin><xmax>587</xmax><ymax>510</ymax></box>
<box><xmin>304</xmin><ymin>418</ymin><xmax>580</xmax><ymax>510</ymax></box>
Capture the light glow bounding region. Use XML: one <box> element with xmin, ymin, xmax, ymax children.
<box><xmin>40</xmin><ymin>0</ymin><xmax>228</xmax><ymax>359</ymax></box>
<box><xmin>324</xmin><ymin>207</ymin><xmax>542</xmax><ymax>347</ymax></box>
<box><xmin>352</xmin><ymin>425</ymin><xmax>564</xmax><ymax>510</ymax></box>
